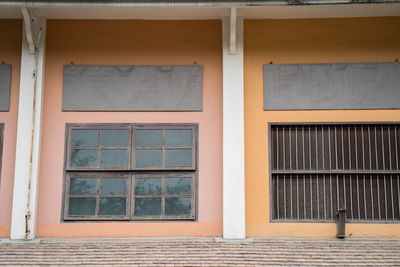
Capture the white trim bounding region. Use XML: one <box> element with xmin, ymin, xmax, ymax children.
<box><xmin>222</xmin><ymin>16</ymin><xmax>246</xmax><ymax>239</ymax></box>
<box><xmin>229</xmin><ymin>7</ymin><xmax>237</xmax><ymax>55</ymax></box>
<box><xmin>10</xmin><ymin>17</ymin><xmax>46</xmax><ymax>240</ymax></box>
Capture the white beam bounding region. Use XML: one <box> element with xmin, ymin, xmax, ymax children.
<box><xmin>229</xmin><ymin>7</ymin><xmax>237</xmax><ymax>54</ymax></box>
<box><xmin>21</xmin><ymin>7</ymin><xmax>37</xmax><ymax>54</ymax></box>
<box><xmin>10</xmin><ymin>17</ymin><xmax>46</xmax><ymax>240</ymax></box>
<box><xmin>222</xmin><ymin>16</ymin><xmax>246</xmax><ymax>239</ymax></box>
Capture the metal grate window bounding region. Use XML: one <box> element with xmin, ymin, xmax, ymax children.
<box><xmin>270</xmin><ymin>124</ymin><xmax>400</xmax><ymax>222</ymax></box>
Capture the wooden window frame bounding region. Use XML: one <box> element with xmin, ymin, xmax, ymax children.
<box><xmin>0</xmin><ymin>124</ymin><xmax>3</xmax><ymax>185</ymax></box>
<box><xmin>63</xmin><ymin>123</ymin><xmax>198</xmax><ymax>221</ymax></box>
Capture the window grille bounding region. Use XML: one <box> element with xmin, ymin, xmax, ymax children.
<box><xmin>270</xmin><ymin>124</ymin><xmax>400</xmax><ymax>222</ymax></box>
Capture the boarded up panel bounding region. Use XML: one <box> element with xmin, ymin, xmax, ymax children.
<box><xmin>63</xmin><ymin>65</ymin><xmax>203</xmax><ymax>111</ymax></box>
<box><xmin>264</xmin><ymin>62</ymin><xmax>400</xmax><ymax>110</ymax></box>
<box><xmin>0</xmin><ymin>65</ymin><xmax>11</xmax><ymax>111</ymax></box>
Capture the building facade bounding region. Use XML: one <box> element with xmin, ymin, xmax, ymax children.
<box><xmin>0</xmin><ymin>0</ymin><xmax>399</xmax><ymax>240</ymax></box>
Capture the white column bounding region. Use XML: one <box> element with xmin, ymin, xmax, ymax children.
<box><xmin>222</xmin><ymin>16</ymin><xmax>246</xmax><ymax>239</ymax></box>
<box><xmin>10</xmin><ymin>18</ymin><xmax>46</xmax><ymax>240</ymax></box>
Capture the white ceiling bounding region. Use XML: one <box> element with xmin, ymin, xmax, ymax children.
<box><xmin>0</xmin><ymin>3</ymin><xmax>399</xmax><ymax>19</ymax></box>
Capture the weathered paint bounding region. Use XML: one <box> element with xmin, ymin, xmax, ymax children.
<box><xmin>36</xmin><ymin>20</ymin><xmax>223</xmax><ymax>238</ymax></box>
<box><xmin>0</xmin><ymin>20</ymin><xmax>21</xmax><ymax>238</ymax></box>
<box><xmin>10</xmin><ymin>18</ymin><xmax>46</xmax><ymax>240</ymax></box>
<box><xmin>244</xmin><ymin>17</ymin><xmax>400</xmax><ymax>238</ymax></box>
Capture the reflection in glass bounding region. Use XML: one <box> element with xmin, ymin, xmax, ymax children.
<box><xmin>100</xmin><ymin>150</ymin><xmax>127</xmax><ymax>167</ymax></box>
<box><xmin>166</xmin><ymin>130</ymin><xmax>192</xmax><ymax>147</ymax></box>
<box><xmin>70</xmin><ymin>178</ymin><xmax>97</xmax><ymax>195</ymax></box>
<box><xmin>99</xmin><ymin>198</ymin><xmax>126</xmax><ymax>216</ymax></box>
<box><xmin>136</xmin><ymin>130</ymin><xmax>162</xmax><ymax>147</ymax></box>
<box><xmin>70</xmin><ymin>149</ymin><xmax>98</xmax><ymax>167</ymax></box>
<box><xmin>68</xmin><ymin>198</ymin><xmax>96</xmax><ymax>216</ymax></box>
<box><xmin>136</xmin><ymin>150</ymin><xmax>162</xmax><ymax>167</ymax></box>
<box><xmin>165</xmin><ymin>198</ymin><xmax>191</xmax><ymax>215</ymax></box>
<box><xmin>165</xmin><ymin>149</ymin><xmax>192</xmax><ymax>166</ymax></box>
<box><xmin>134</xmin><ymin>198</ymin><xmax>161</xmax><ymax>216</ymax></box>
<box><xmin>71</xmin><ymin>129</ymin><xmax>98</xmax><ymax>147</ymax></box>
<box><xmin>135</xmin><ymin>178</ymin><xmax>162</xmax><ymax>195</ymax></box>
<box><xmin>101</xmin><ymin>129</ymin><xmax>128</xmax><ymax>147</ymax></box>
<box><xmin>165</xmin><ymin>178</ymin><xmax>192</xmax><ymax>195</ymax></box>
<box><xmin>100</xmin><ymin>178</ymin><xmax>126</xmax><ymax>195</ymax></box>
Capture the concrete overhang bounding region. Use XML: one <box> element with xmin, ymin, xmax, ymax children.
<box><xmin>0</xmin><ymin>1</ymin><xmax>399</xmax><ymax>20</ymax></box>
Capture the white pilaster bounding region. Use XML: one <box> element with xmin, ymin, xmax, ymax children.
<box><xmin>10</xmin><ymin>17</ymin><xmax>46</xmax><ymax>240</ymax></box>
<box><xmin>222</xmin><ymin>15</ymin><xmax>246</xmax><ymax>239</ymax></box>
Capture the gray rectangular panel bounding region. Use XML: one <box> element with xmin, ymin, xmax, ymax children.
<box><xmin>264</xmin><ymin>62</ymin><xmax>400</xmax><ymax>110</ymax></box>
<box><xmin>63</xmin><ymin>65</ymin><xmax>203</xmax><ymax>111</ymax></box>
<box><xmin>0</xmin><ymin>65</ymin><xmax>11</xmax><ymax>111</ymax></box>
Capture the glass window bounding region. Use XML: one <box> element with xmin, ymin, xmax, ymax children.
<box><xmin>64</xmin><ymin>124</ymin><xmax>197</xmax><ymax>221</ymax></box>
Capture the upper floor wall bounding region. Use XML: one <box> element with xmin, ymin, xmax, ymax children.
<box><xmin>0</xmin><ymin>20</ymin><xmax>21</xmax><ymax>238</ymax></box>
<box><xmin>36</xmin><ymin>20</ymin><xmax>223</xmax><ymax>238</ymax></box>
<box><xmin>244</xmin><ymin>17</ymin><xmax>400</xmax><ymax>238</ymax></box>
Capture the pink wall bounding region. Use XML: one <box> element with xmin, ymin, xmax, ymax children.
<box><xmin>37</xmin><ymin>20</ymin><xmax>223</xmax><ymax>237</ymax></box>
<box><xmin>0</xmin><ymin>20</ymin><xmax>21</xmax><ymax>237</ymax></box>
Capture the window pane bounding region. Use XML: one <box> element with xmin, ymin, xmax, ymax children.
<box><xmin>165</xmin><ymin>178</ymin><xmax>192</xmax><ymax>195</ymax></box>
<box><xmin>136</xmin><ymin>150</ymin><xmax>162</xmax><ymax>167</ymax></box>
<box><xmin>70</xmin><ymin>178</ymin><xmax>97</xmax><ymax>196</ymax></box>
<box><xmin>68</xmin><ymin>198</ymin><xmax>96</xmax><ymax>216</ymax></box>
<box><xmin>99</xmin><ymin>198</ymin><xmax>126</xmax><ymax>216</ymax></box>
<box><xmin>135</xmin><ymin>178</ymin><xmax>162</xmax><ymax>195</ymax></box>
<box><xmin>166</xmin><ymin>130</ymin><xmax>192</xmax><ymax>147</ymax></box>
<box><xmin>134</xmin><ymin>198</ymin><xmax>161</xmax><ymax>216</ymax></box>
<box><xmin>71</xmin><ymin>129</ymin><xmax>98</xmax><ymax>147</ymax></box>
<box><xmin>100</xmin><ymin>178</ymin><xmax>126</xmax><ymax>196</ymax></box>
<box><xmin>136</xmin><ymin>130</ymin><xmax>162</xmax><ymax>147</ymax></box>
<box><xmin>165</xmin><ymin>149</ymin><xmax>192</xmax><ymax>167</ymax></box>
<box><xmin>100</xmin><ymin>150</ymin><xmax>127</xmax><ymax>167</ymax></box>
<box><xmin>70</xmin><ymin>149</ymin><xmax>98</xmax><ymax>167</ymax></box>
<box><xmin>101</xmin><ymin>129</ymin><xmax>128</xmax><ymax>147</ymax></box>
<box><xmin>165</xmin><ymin>198</ymin><xmax>191</xmax><ymax>215</ymax></box>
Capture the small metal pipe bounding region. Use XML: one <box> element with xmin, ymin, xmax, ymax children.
<box><xmin>337</xmin><ymin>209</ymin><xmax>346</xmax><ymax>239</ymax></box>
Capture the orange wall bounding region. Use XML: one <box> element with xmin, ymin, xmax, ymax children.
<box><xmin>0</xmin><ymin>20</ymin><xmax>21</xmax><ymax>238</ymax></box>
<box><xmin>244</xmin><ymin>17</ymin><xmax>400</xmax><ymax>238</ymax></box>
<box><xmin>37</xmin><ymin>20</ymin><xmax>223</xmax><ymax>238</ymax></box>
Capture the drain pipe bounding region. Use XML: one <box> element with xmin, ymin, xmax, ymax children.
<box><xmin>336</xmin><ymin>209</ymin><xmax>346</xmax><ymax>239</ymax></box>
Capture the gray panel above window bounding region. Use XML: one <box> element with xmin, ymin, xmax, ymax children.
<box><xmin>63</xmin><ymin>65</ymin><xmax>203</xmax><ymax>111</ymax></box>
<box><xmin>263</xmin><ymin>62</ymin><xmax>400</xmax><ymax>110</ymax></box>
<box><xmin>0</xmin><ymin>64</ymin><xmax>11</xmax><ymax>111</ymax></box>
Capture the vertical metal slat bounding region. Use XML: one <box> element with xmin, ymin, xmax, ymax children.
<box><xmin>283</xmin><ymin>127</ymin><xmax>286</xmax><ymax>170</ymax></box>
<box><xmin>330</xmin><ymin>174</ymin><xmax>333</xmax><ymax>219</ymax></box>
<box><xmin>317</xmin><ymin>174</ymin><xmax>320</xmax><ymax>220</ymax></box>
<box><xmin>310</xmin><ymin>175</ymin><xmax>313</xmax><ymax>220</ymax></box>
<box><xmin>363</xmin><ymin>174</ymin><xmax>367</xmax><ymax>220</ymax></box>
<box><xmin>290</xmin><ymin>175</ymin><xmax>293</xmax><ymax>220</ymax></box>
<box><xmin>277</xmin><ymin>174</ymin><xmax>279</xmax><ymax>220</ymax></box>
<box><xmin>355</xmin><ymin>126</ymin><xmax>358</xmax><ymax>170</ymax></box>
<box><xmin>390</xmin><ymin>174</ymin><xmax>394</xmax><ymax>220</ymax></box>
<box><xmin>276</xmin><ymin>127</ymin><xmax>279</xmax><ymax>170</ymax></box>
<box><xmin>302</xmin><ymin>126</ymin><xmax>305</xmax><ymax>170</ymax></box>
<box><xmin>289</xmin><ymin>127</ymin><xmax>292</xmax><ymax>170</ymax></box>
<box><xmin>284</xmin><ymin>174</ymin><xmax>286</xmax><ymax>219</ymax></box>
